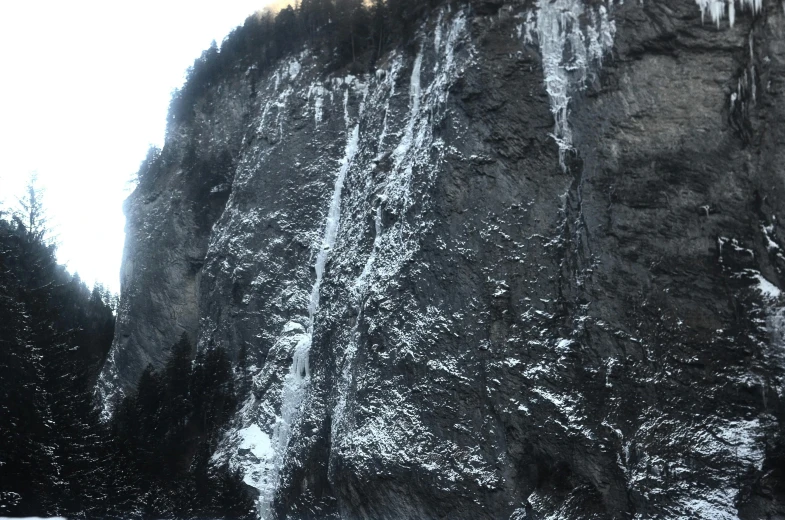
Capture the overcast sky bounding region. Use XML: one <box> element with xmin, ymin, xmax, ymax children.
<box><xmin>0</xmin><ymin>0</ymin><xmax>280</xmax><ymax>293</ymax></box>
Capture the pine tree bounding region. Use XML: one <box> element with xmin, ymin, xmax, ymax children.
<box><xmin>14</xmin><ymin>174</ymin><xmax>49</xmax><ymax>244</ymax></box>
<box><xmin>161</xmin><ymin>333</ymin><xmax>194</xmax><ymax>477</ymax></box>
<box><xmin>0</xmin><ymin>221</ymin><xmax>52</xmax><ymax>515</ymax></box>
<box><xmin>134</xmin><ymin>365</ymin><xmax>164</xmax><ymax>478</ymax></box>
<box><xmin>0</xmin><ymin>210</ymin><xmax>117</xmax><ymax>517</ymax></box>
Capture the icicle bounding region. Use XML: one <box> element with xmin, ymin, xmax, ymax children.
<box><xmin>377</xmin><ymin>57</ymin><xmax>402</xmax><ymax>150</ymax></box>
<box><xmin>391</xmin><ymin>53</ymin><xmax>423</xmax><ymax>170</ymax></box>
<box><xmin>694</xmin><ymin>0</ymin><xmax>762</xmax><ymax>28</ymax></box>
<box><xmin>528</xmin><ymin>0</ymin><xmax>615</xmax><ymax>170</ymax></box>
<box><xmin>308</xmin><ymin>83</ymin><xmax>325</xmax><ymax>128</ymax></box>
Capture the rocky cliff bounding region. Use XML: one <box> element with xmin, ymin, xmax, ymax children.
<box><xmin>100</xmin><ymin>0</ymin><xmax>785</xmax><ymax>518</ymax></box>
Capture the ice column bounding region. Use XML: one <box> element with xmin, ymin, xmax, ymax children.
<box><xmin>258</xmin><ymin>121</ymin><xmax>361</xmax><ymax>519</ymax></box>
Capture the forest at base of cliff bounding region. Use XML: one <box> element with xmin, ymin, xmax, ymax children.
<box><xmin>0</xmin><ymin>200</ymin><xmax>257</xmax><ymax>519</ymax></box>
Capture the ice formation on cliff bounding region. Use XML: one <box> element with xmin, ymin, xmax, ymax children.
<box><xmin>522</xmin><ymin>0</ymin><xmax>616</xmax><ymax>170</ymax></box>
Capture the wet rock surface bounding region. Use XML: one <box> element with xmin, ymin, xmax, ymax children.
<box><xmin>103</xmin><ymin>1</ymin><xmax>785</xmax><ymax>518</ymax></box>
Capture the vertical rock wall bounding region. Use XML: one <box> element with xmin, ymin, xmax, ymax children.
<box><xmin>103</xmin><ymin>1</ymin><xmax>785</xmax><ymax>518</ymax></box>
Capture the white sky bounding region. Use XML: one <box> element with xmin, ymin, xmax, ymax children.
<box><xmin>0</xmin><ymin>0</ymin><xmax>280</xmax><ymax>294</ymax></box>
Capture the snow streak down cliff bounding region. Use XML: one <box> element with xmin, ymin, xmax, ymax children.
<box><xmin>103</xmin><ymin>0</ymin><xmax>785</xmax><ymax>518</ymax></box>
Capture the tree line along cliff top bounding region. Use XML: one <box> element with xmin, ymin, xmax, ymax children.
<box><xmin>167</xmin><ymin>0</ymin><xmax>452</xmax><ymax>129</ymax></box>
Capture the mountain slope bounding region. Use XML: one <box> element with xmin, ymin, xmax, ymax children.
<box><xmin>102</xmin><ymin>1</ymin><xmax>785</xmax><ymax>518</ymax></box>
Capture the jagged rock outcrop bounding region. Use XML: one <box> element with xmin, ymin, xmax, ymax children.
<box><xmin>101</xmin><ymin>0</ymin><xmax>785</xmax><ymax>518</ymax></box>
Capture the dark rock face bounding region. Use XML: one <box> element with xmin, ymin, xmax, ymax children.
<box><xmin>102</xmin><ymin>1</ymin><xmax>785</xmax><ymax>518</ymax></box>
<box><xmin>99</xmin><ymin>83</ymin><xmax>248</xmax><ymax>392</ymax></box>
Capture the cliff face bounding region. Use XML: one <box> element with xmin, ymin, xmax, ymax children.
<box><xmin>101</xmin><ymin>0</ymin><xmax>785</xmax><ymax>518</ymax></box>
